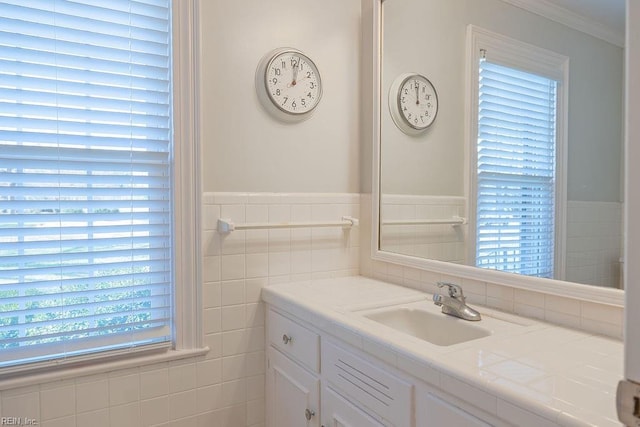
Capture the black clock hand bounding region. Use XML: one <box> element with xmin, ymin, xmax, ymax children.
<box><xmin>292</xmin><ymin>59</ymin><xmax>299</xmax><ymax>86</ymax></box>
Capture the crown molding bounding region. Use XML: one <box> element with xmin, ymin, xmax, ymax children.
<box><xmin>499</xmin><ymin>0</ymin><xmax>624</xmax><ymax>47</ymax></box>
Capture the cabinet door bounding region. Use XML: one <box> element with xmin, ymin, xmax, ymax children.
<box><xmin>322</xmin><ymin>386</ymin><xmax>386</xmax><ymax>427</ymax></box>
<box><xmin>267</xmin><ymin>347</ymin><xmax>320</xmax><ymax>427</ymax></box>
<box><xmin>418</xmin><ymin>392</ymin><xmax>492</xmax><ymax>427</ymax></box>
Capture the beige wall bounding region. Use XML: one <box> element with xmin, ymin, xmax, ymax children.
<box><xmin>381</xmin><ymin>0</ymin><xmax>624</xmax><ymax>201</ymax></box>
<box><xmin>200</xmin><ymin>0</ymin><xmax>362</xmax><ymax>193</ymax></box>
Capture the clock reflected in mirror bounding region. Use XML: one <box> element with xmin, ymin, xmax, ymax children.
<box><xmin>389</xmin><ymin>73</ymin><xmax>438</xmax><ymax>135</ymax></box>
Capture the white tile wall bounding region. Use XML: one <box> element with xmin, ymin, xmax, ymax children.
<box><xmin>0</xmin><ymin>192</ymin><xmax>359</xmax><ymax>427</ymax></box>
<box><xmin>565</xmin><ymin>201</ymin><xmax>623</xmax><ymax>288</ymax></box>
<box><xmin>380</xmin><ymin>194</ymin><xmax>467</xmax><ymax>263</ymax></box>
<box><xmin>1</xmin><ymin>192</ymin><xmax>624</xmax><ymax>427</ymax></box>
<box><xmin>361</xmin><ymin>194</ymin><xmax>624</xmax><ymax>340</ymax></box>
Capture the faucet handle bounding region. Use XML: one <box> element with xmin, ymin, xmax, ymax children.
<box><xmin>436</xmin><ymin>282</ymin><xmax>464</xmax><ymax>300</ymax></box>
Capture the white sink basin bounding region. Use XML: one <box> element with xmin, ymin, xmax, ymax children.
<box><xmin>360</xmin><ymin>305</ymin><xmax>492</xmax><ymax>346</ymax></box>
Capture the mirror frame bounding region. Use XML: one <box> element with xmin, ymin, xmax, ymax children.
<box><xmin>369</xmin><ymin>0</ymin><xmax>624</xmax><ymax>307</ymax></box>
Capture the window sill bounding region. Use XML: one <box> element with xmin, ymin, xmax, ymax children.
<box><xmin>0</xmin><ymin>347</ymin><xmax>210</xmax><ymax>391</ymax></box>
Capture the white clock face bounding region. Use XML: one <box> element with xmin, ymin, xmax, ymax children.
<box><xmin>388</xmin><ymin>73</ymin><xmax>439</xmax><ymax>134</ymax></box>
<box><xmin>396</xmin><ymin>74</ymin><xmax>438</xmax><ymax>130</ymax></box>
<box><xmin>264</xmin><ymin>50</ymin><xmax>322</xmax><ymax>115</ymax></box>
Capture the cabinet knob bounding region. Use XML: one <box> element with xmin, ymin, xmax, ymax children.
<box><xmin>305</xmin><ymin>408</ymin><xmax>315</xmax><ymax>421</ymax></box>
<box><xmin>282</xmin><ymin>334</ymin><xmax>292</xmax><ymax>344</ymax></box>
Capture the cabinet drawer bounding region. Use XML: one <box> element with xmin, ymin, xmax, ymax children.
<box><xmin>323</xmin><ymin>341</ymin><xmax>413</xmax><ymax>427</ymax></box>
<box><xmin>268</xmin><ymin>309</ymin><xmax>320</xmax><ymax>372</ymax></box>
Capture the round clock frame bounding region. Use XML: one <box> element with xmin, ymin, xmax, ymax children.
<box><xmin>255</xmin><ymin>47</ymin><xmax>322</xmax><ymax>122</ymax></box>
<box><xmin>388</xmin><ymin>73</ymin><xmax>439</xmax><ymax>135</ymax></box>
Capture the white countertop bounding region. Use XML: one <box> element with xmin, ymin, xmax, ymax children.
<box><xmin>261</xmin><ymin>276</ymin><xmax>623</xmax><ymax>427</ymax></box>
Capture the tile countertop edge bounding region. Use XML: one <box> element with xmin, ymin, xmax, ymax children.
<box><xmin>261</xmin><ymin>277</ymin><xmax>622</xmax><ymax>427</ymax></box>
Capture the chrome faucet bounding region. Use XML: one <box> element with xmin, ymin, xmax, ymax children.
<box><xmin>433</xmin><ymin>282</ymin><xmax>481</xmax><ymax>321</ymax></box>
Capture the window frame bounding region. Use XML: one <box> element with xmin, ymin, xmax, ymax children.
<box><xmin>465</xmin><ymin>25</ymin><xmax>569</xmax><ymax>280</ymax></box>
<box><xmin>0</xmin><ymin>0</ymin><xmax>204</xmax><ymax>388</ymax></box>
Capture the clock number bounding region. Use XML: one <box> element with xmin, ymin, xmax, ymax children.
<box><xmin>301</xmin><ymin>98</ymin><xmax>306</xmax><ymax>106</ymax></box>
<box><xmin>281</xmin><ymin>60</ymin><xmax>286</xmax><ymax>69</ymax></box>
<box><xmin>306</xmin><ymin>71</ymin><xmax>311</xmax><ymax>78</ymax></box>
<box><xmin>274</xmin><ymin>68</ymin><xmax>281</xmax><ymax>76</ymax></box>
<box><xmin>283</xmin><ymin>97</ymin><xmax>288</xmax><ymax>105</ymax></box>
<box><xmin>307</xmin><ymin>92</ymin><xmax>312</xmax><ymax>98</ymax></box>
<box><xmin>401</xmin><ymin>96</ymin><xmax>406</xmax><ymax>103</ymax></box>
<box><xmin>310</xmin><ymin>82</ymin><xmax>315</xmax><ymax>89</ymax></box>
<box><xmin>292</xmin><ymin>100</ymin><xmax>297</xmax><ymax>108</ymax></box>
<box><xmin>275</xmin><ymin>89</ymin><xmax>281</xmax><ymax>96</ymax></box>
<box><xmin>404</xmin><ymin>88</ymin><xmax>408</xmax><ymax>95</ymax></box>
<box><xmin>272</xmin><ymin>78</ymin><xmax>278</xmax><ymax>84</ymax></box>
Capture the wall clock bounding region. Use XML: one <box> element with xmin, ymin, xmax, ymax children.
<box><xmin>255</xmin><ymin>48</ymin><xmax>322</xmax><ymax>122</ymax></box>
<box><xmin>389</xmin><ymin>73</ymin><xmax>438</xmax><ymax>135</ymax></box>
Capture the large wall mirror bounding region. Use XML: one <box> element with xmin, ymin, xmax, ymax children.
<box><xmin>373</xmin><ymin>0</ymin><xmax>625</xmax><ymax>303</ymax></box>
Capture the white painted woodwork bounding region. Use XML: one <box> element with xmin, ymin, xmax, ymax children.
<box><xmin>268</xmin><ymin>309</ymin><xmax>320</xmax><ymax>372</ymax></box>
<box><xmin>266</xmin><ymin>304</ymin><xmax>513</xmax><ymax>427</ymax></box>
<box><xmin>322</xmin><ymin>386</ymin><xmax>386</xmax><ymax>427</ymax></box>
<box><xmin>418</xmin><ymin>392</ymin><xmax>493</xmax><ymax>427</ymax></box>
<box><xmin>266</xmin><ymin>347</ymin><xmax>320</xmax><ymax>427</ymax></box>
<box><xmin>322</xmin><ymin>340</ymin><xmax>412</xmax><ymax>427</ymax></box>
<box><xmin>625</xmin><ymin>0</ymin><xmax>640</xmax><ymax>383</ymax></box>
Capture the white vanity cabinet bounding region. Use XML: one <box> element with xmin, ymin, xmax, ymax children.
<box><xmin>266</xmin><ymin>305</ymin><xmax>507</xmax><ymax>427</ymax></box>
<box><xmin>266</xmin><ymin>308</ymin><xmax>321</xmax><ymax>426</ymax></box>
<box><xmin>322</xmin><ymin>385</ymin><xmax>387</xmax><ymax>427</ymax></box>
<box><xmin>267</xmin><ymin>347</ymin><xmax>320</xmax><ymax>426</ymax></box>
<box><xmin>417</xmin><ymin>392</ymin><xmax>494</xmax><ymax>427</ymax></box>
<box><xmin>322</xmin><ymin>340</ymin><xmax>413</xmax><ymax>427</ymax></box>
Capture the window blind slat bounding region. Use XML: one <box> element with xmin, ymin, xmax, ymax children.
<box><xmin>0</xmin><ymin>72</ymin><xmax>169</xmax><ymax>104</ymax></box>
<box><xmin>0</xmin><ymin>0</ymin><xmax>173</xmax><ymax>370</ymax></box>
<box><xmin>478</xmin><ymin>138</ymin><xmax>555</xmax><ymax>155</ymax></box>
<box><xmin>478</xmin><ymin>116</ymin><xmax>555</xmax><ymax>136</ymax></box>
<box><xmin>2</xmin><ymin>236</ymin><xmax>170</xmax><ymax>259</ymax></box>
<box><xmin>0</xmin><ymin>89</ymin><xmax>169</xmax><ymax>116</ymax></box>
<box><xmin>0</xmin><ymin>216</ymin><xmax>170</xmax><ymax>231</ymax></box>
<box><xmin>0</xmin><ymin>25</ymin><xmax>169</xmax><ymax>59</ymax></box>
<box><xmin>0</xmin><ymin>95</ymin><xmax>170</xmax><ymax>122</ymax></box>
<box><xmin>0</xmin><ymin>2</ymin><xmax>169</xmax><ymax>37</ymax></box>
<box><xmin>0</xmin><ymin>144</ymin><xmax>169</xmax><ymax>161</ymax></box>
<box><xmin>1</xmin><ymin>294</ymin><xmax>171</xmax><ymax>325</ymax></box>
<box><xmin>0</xmin><ymin>272</ymin><xmax>169</xmax><ymax>293</ymax></box>
<box><xmin>1</xmin><ymin>172</ymin><xmax>170</xmax><ymax>187</ymax></box>
<box><xmin>0</xmin><ymin>313</ymin><xmax>171</xmax><ymax>345</ymax></box>
<box><xmin>476</xmin><ymin>59</ymin><xmax>557</xmax><ymax>278</ymax></box>
<box><xmin>1</xmin><ymin>259</ymin><xmax>169</xmax><ymax>282</ymax></box>
<box><xmin>479</xmin><ymin>101</ymin><xmax>556</xmax><ymax>123</ymax></box>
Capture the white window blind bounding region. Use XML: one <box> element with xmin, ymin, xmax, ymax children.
<box><xmin>0</xmin><ymin>0</ymin><xmax>173</xmax><ymax>371</ymax></box>
<box><xmin>476</xmin><ymin>59</ymin><xmax>557</xmax><ymax>278</ymax></box>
